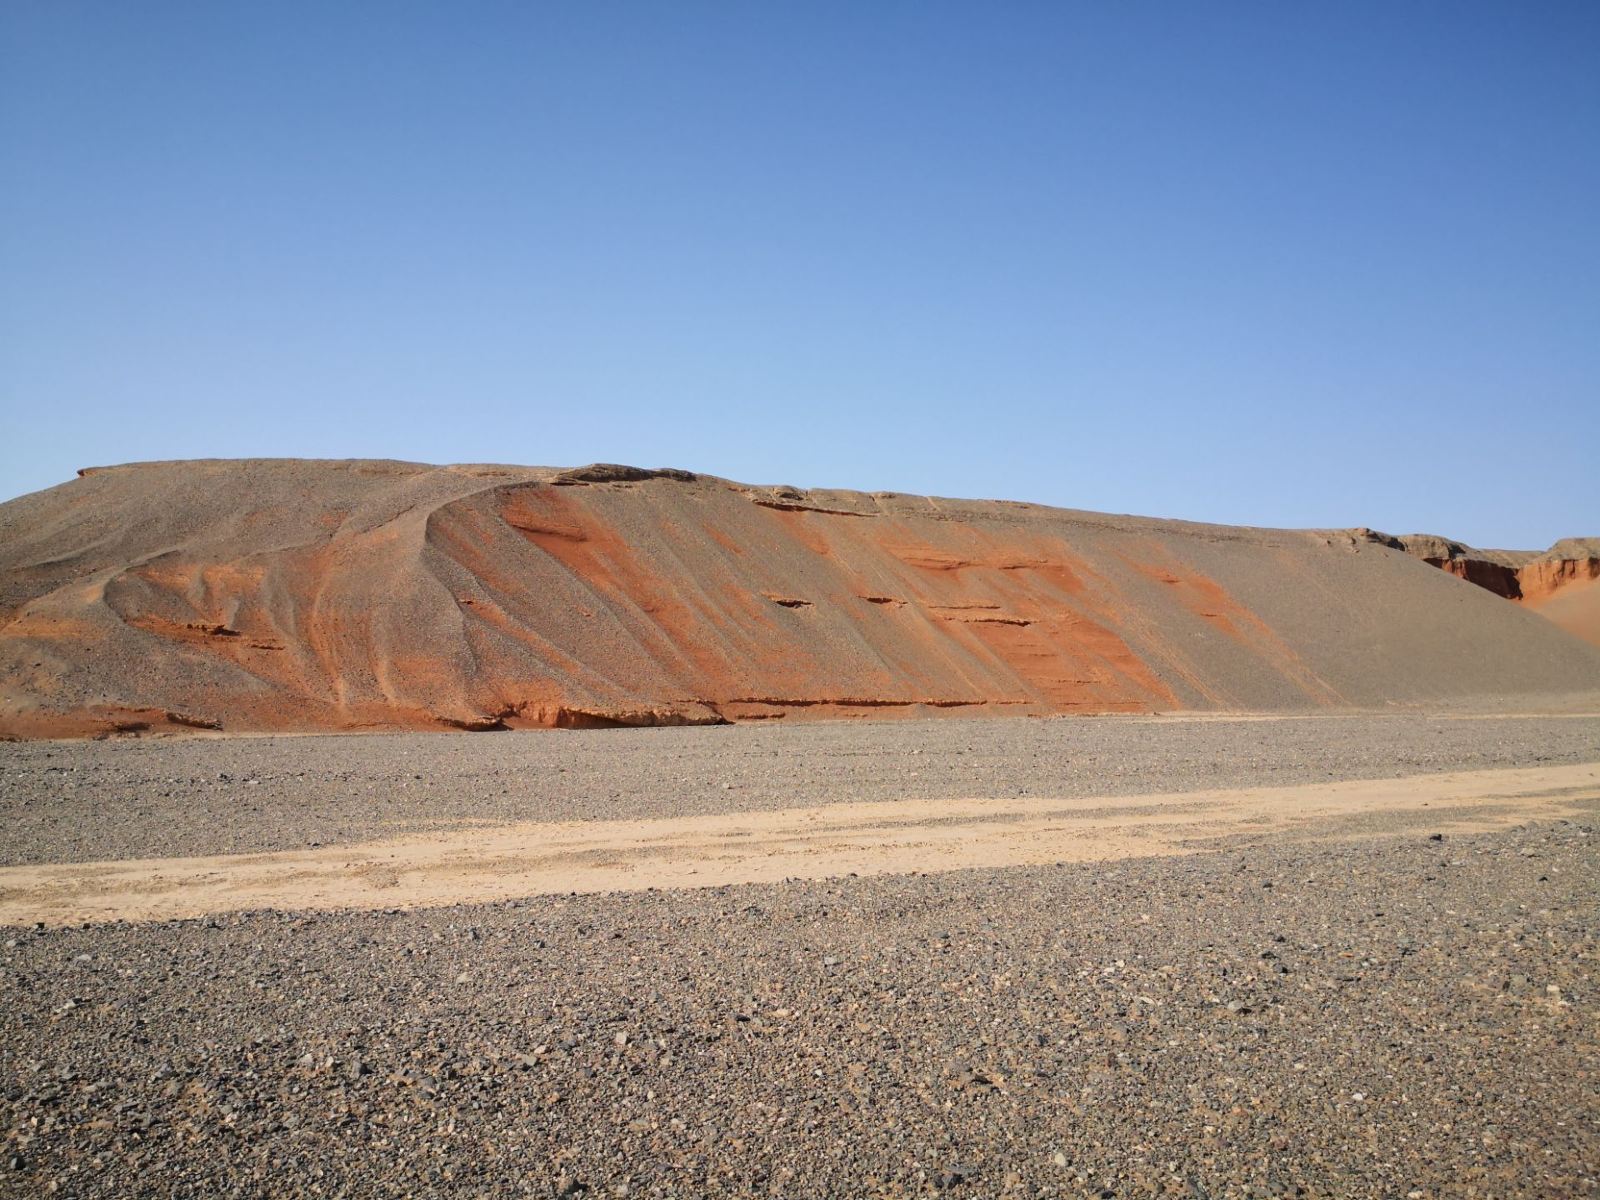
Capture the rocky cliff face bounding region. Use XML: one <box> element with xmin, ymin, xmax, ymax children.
<box><xmin>1354</xmin><ymin>531</ymin><xmax>1600</xmax><ymax>646</ymax></box>
<box><xmin>1517</xmin><ymin>539</ymin><xmax>1600</xmax><ymax>604</ymax></box>
<box><xmin>3</xmin><ymin>461</ymin><xmax>1598</xmax><ymax>738</ymax></box>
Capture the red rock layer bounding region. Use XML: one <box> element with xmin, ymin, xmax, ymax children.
<box><xmin>1518</xmin><ymin>556</ymin><xmax>1600</xmax><ymax>604</ymax></box>
<box><xmin>1430</xmin><ymin>557</ymin><xmax>1523</xmax><ymax>600</ymax></box>
<box><xmin>1516</xmin><ymin>557</ymin><xmax>1600</xmax><ymax>648</ymax></box>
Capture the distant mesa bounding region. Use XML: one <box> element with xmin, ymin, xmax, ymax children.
<box><xmin>1</xmin><ymin>459</ymin><xmax>1596</xmax><ymax>738</ymax></box>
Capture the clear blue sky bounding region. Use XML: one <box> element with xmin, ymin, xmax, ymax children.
<box><xmin>2</xmin><ymin>2</ymin><xmax>1596</xmax><ymax>547</ymax></box>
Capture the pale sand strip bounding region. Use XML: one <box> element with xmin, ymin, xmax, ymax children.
<box><xmin>3</xmin><ymin>763</ymin><xmax>1597</xmax><ymax>927</ymax></box>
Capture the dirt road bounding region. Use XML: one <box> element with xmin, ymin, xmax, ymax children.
<box><xmin>5</xmin><ymin>762</ymin><xmax>1595</xmax><ymax>925</ymax></box>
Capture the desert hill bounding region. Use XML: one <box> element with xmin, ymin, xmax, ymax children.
<box><xmin>1</xmin><ymin>459</ymin><xmax>1597</xmax><ymax>737</ymax></box>
<box><xmin>1356</xmin><ymin>530</ymin><xmax>1600</xmax><ymax>646</ymax></box>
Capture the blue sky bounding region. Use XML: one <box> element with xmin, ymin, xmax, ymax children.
<box><xmin>2</xmin><ymin>2</ymin><xmax>1596</xmax><ymax>547</ymax></box>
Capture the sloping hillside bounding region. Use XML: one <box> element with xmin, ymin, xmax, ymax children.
<box><xmin>1359</xmin><ymin>531</ymin><xmax>1600</xmax><ymax>646</ymax></box>
<box><xmin>1</xmin><ymin>460</ymin><xmax>1596</xmax><ymax>737</ymax></box>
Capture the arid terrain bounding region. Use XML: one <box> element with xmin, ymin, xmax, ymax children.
<box><xmin>3</xmin><ymin>463</ymin><xmax>1599</xmax><ymax>1197</ymax></box>
<box><xmin>3</xmin><ymin>712</ymin><xmax>1599</xmax><ymax>1197</ymax></box>
<box><xmin>1369</xmin><ymin>532</ymin><xmax>1600</xmax><ymax>645</ymax></box>
<box><xmin>3</xmin><ymin>460</ymin><xmax>1598</xmax><ymax>738</ymax></box>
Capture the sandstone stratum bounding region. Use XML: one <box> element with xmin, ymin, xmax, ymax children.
<box><xmin>1</xmin><ymin>459</ymin><xmax>1596</xmax><ymax>738</ymax></box>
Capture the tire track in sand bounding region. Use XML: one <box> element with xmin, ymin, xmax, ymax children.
<box><xmin>2</xmin><ymin>763</ymin><xmax>1597</xmax><ymax>926</ymax></box>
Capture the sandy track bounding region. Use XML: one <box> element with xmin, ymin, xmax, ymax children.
<box><xmin>3</xmin><ymin>762</ymin><xmax>1596</xmax><ymax>926</ymax></box>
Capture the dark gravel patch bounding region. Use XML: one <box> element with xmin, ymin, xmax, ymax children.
<box><xmin>3</xmin><ymin>818</ymin><xmax>1597</xmax><ymax>1198</ymax></box>
<box><xmin>3</xmin><ymin>713</ymin><xmax>1598</xmax><ymax>864</ymax></box>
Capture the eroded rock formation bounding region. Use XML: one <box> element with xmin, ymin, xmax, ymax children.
<box><xmin>1355</xmin><ymin>530</ymin><xmax>1600</xmax><ymax>646</ymax></box>
<box><xmin>3</xmin><ymin>461</ymin><xmax>1598</xmax><ymax>737</ymax></box>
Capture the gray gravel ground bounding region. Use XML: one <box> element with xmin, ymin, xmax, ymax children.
<box><xmin>3</xmin><ymin>817</ymin><xmax>1598</xmax><ymax>1198</ymax></box>
<box><xmin>3</xmin><ymin>713</ymin><xmax>1599</xmax><ymax>864</ymax></box>
<box><xmin>3</xmin><ymin>713</ymin><xmax>1597</xmax><ymax>1197</ymax></box>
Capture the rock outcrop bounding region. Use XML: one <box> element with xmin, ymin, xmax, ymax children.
<box><xmin>1354</xmin><ymin>529</ymin><xmax>1600</xmax><ymax>646</ymax></box>
<box><xmin>3</xmin><ymin>460</ymin><xmax>1598</xmax><ymax>738</ymax></box>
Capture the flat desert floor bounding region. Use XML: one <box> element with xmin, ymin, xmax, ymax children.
<box><xmin>2</xmin><ymin>712</ymin><xmax>1598</xmax><ymax>1197</ymax></box>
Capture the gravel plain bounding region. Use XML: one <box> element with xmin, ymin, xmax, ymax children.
<box><xmin>4</xmin><ymin>712</ymin><xmax>1599</xmax><ymax>865</ymax></box>
<box><xmin>3</xmin><ymin>821</ymin><xmax>1598</xmax><ymax>1198</ymax></box>
<box><xmin>2</xmin><ymin>713</ymin><xmax>1598</xmax><ymax>1198</ymax></box>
